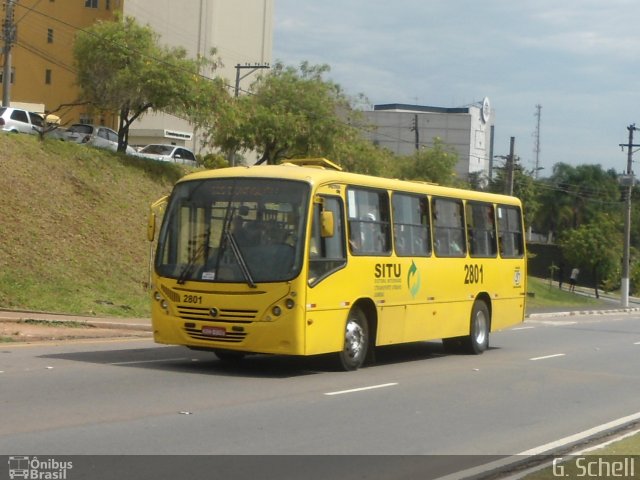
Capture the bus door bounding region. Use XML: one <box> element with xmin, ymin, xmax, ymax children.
<box><xmin>305</xmin><ymin>195</ymin><xmax>348</xmax><ymax>355</ymax></box>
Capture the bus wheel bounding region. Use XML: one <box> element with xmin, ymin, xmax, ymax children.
<box><xmin>465</xmin><ymin>301</ymin><xmax>490</xmax><ymax>354</ymax></box>
<box><xmin>338</xmin><ymin>308</ymin><xmax>369</xmax><ymax>371</ymax></box>
<box><xmin>213</xmin><ymin>349</ymin><xmax>246</xmax><ymax>363</ymax></box>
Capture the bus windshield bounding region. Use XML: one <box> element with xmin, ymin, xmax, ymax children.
<box><xmin>156</xmin><ymin>177</ymin><xmax>310</xmax><ymax>284</ymax></box>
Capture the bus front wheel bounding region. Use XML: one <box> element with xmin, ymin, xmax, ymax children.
<box><xmin>465</xmin><ymin>300</ymin><xmax>490</xmax><ymax>354</ymax></box>
<box><xmin>338</xmin><ymin>308</ymin><xmax>369</xmax><ymax>371</ymax></box>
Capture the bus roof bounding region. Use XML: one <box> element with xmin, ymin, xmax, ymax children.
<box><xmin>178</xmin><ymin>159</ymin><xmax>522</xmax><ymax>206</ymax></box>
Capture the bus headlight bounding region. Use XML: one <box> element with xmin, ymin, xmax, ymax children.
<box><xmin>285</xmin><ymin>298</ymin><xmax>295</xmax><ymax>309</ymax></box>
<box><xmin>272</xmin><ymin>306</ymin><xmax>282</xmax><ymax>317</ymax></box>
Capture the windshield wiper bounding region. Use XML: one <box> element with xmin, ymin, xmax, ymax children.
<box><xmin>225</xmin><ymin>231</ymin><xmax>257</xmax><ymax>288</ymax></box>
<box><xmin>176</xmin><ymin>229</ymin><xmax>210</xmax><ymax>285</ymax></box>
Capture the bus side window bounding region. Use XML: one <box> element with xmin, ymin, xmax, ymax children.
<box><xmin>392</xmin><ymin>193</ymin><xmax>430</xmax><ymax>257</ymax></box>
<box><xmin>308</xmin><ymin>197</ymin><xmax>346</xmax><ymax>285</ymax></box>
<box><xmin>346</xmin><ymin>188</ymin><xmax>391</xmax><ymax>256</ymax></box>
<box><xmin>466</xmin><ymin>202</ymin><xmax>497</xmax><ymax>258</ymax></box>
<box><xmin>432</xmin><ymin>197</ymin><xmax>466</xmax><ymax>257</ymax></box>
<box><xmin>497</xmin><ymin>205</ymin><xmax>524</xmax><ymax>258</ymax></box>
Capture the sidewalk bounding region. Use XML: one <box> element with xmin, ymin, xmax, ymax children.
<box><xmin>527</xmin><ymin>283</ymin><xmax>640</xmax><ymax>318</ymax></box>
<box><xmin>0</xmin><ymin>308</ymin><xmax>152</xmax><ymax>331</ymax></box>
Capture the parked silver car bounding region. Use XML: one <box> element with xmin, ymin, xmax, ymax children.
<box><xmin>0</xmin><ymin>107</ymin><xmax>44</xmax><ymax>135</ymax></box>
<box><xmin>136</xmin><ymin>144</ymin><xmax>197</xmax><ymax>166</ymax></box>
<box><xmin>64</xmin><ymin>124</ymin><xmax>136</xmax><ymax>154</ymax></box>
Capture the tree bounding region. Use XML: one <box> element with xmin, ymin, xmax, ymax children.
<box><xmin>558</xmin><ymin>215</ymin><xmax>622</xmax><ymax>298</ymax></box>
<box><xmin>73</xmin><ymin>15</ymin><xmax>224</xmax><ymax>153</ymax></box>
<box><xmin>532</xmin><ymin>163</ymin><xmax>620</xmax><ymax>241</ymax></box>
<box><xmin>394</xmin><ymin>137</ymin><xmax>459</xmax><ymax>186</ymax></box>
<box><xmin>209</xmin><ymin>61</ymin><xmax>361</xmax><ymax>165</ymax></box>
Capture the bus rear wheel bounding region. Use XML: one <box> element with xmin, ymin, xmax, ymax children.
<box><xmin>465</xmin><ymin>300</ymin><xmax>490</xmax><ymax>354</ymax></box>
<box><xmin>338</xmin><ymin>308</ymin><xmax>369</xmax><ymax>371</ymax></box>
<box><xmin>442</xmin><ymin>301</ymin><xmax>490</xmax><ymax>354</ymax></box>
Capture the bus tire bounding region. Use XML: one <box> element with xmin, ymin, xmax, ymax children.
<box><xmin>464</xmin><ymin>300</ymin><xmax>490</xmax><ymax>354</ymax></box>
<box><xmin>338</xmin><ymin>308</ymin><xmax>369</xmax><ymax>371</ymax></box>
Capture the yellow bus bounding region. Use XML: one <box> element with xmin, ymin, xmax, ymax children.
<box><xmin>148</xmin><ymin>159</ymin><xmax>526</xmax><ymax>370</ymax></box>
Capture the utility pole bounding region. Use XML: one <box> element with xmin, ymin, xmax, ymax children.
<box><xmin>619</xmin><ymin>124</ymin><xmax>639</xmax><ymax>308</ymax></box>
<box><xmin>231</xmin><ymin>63</ymin><xmax>269</xmax><ymax>167</ymax></box>
<box><xmin>533</xmin><ymin>104</ymin><xmax>542</xmax><ymax>178</ymax></box>
<box><xmin>506</xmin><ymin>136</ymin><xmax>515</xmax><ymax>196</ymax></box>
<box><xmin>2</xmin><ymin>0</ymin><xmax>17</xmax><ymax>106</ymax></box>
<box><xmin>410</xmin><ymin>114</ymin><xmax>419</xmax><ymax>151</ymax></box>
<box><xmin>494</xmin><ymin>136</ymin><xmax>516</xmax><ymax>196</ymax></box>
<box><xmin>234</xmin><ymin>63</ymin><xmax>269</xmax><ymax>97</ymax></box>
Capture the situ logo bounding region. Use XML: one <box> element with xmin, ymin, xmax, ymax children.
<box><xmin>8</xmin><ymin>456</ymin><xmax>73</xmax><ymax>479</ymax></box>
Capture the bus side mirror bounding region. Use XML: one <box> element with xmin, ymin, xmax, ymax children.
<box><xmin>320</xmin><ymin>211</ymin><xmax>334</xmax><ymax>237</ymax></box>
<box><xmin>148</xmin><ymin>195</ymin><xmax>168</xmax><ymax>242</ymax></box>
<box><xmin>147</xmin><ymin>212</ymin><xmax>156</xmax><ymax>242</ymax></box>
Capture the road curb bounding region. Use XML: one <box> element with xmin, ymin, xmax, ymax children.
<box><xmin>0</xmin><ymin>308</ymin><xmax>152</xmax><ymax>332</ymax></box>
<box><xmin>527</xmin><ymin>307</ymin><xmax>640</xmax><ymax>319</ymax></box>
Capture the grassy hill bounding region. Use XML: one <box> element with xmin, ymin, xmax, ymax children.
<box><xmin>0</xmin><ymin>133</ymin><xmax>191</xmax><ymax>318</ymax></box>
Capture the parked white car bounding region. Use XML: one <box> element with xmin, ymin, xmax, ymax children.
<box><xmin>0</xmin><ymin>107</ymin><xmax>44</xmax><ymax>135</ymax></box>
<box><xmin>136</xmin><ymin>144</ymin><xmax>197</xmax><ymax>166</ymax></box>
<box><xmin>64</xmin><ymin>124</ymin><xmax>136</xmax><ymax>154</ymax></box>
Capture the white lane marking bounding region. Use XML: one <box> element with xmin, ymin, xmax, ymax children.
<box><xmin>435</xmin><ymin>412</ymin><xmax>640</xmax><ymax>480</ymax></box>
<box><xmin>530</xmin><ymin>353</ymin><xmax>566</xmax><ymax>361</ymax></box>
<box><xmin>324</xmin><ymin>383</ymin><xmax>398</xmax><ymax>396</ymax></box>
<box><xmin>512</xmin><ymin>326</ymin><xmax>535</xmax><ymax>331</ymax></box>
<box><xmin>110</xmin><ymin>357</ymin><xmax>189</xmax><ymax>365</ymax></box>
<box><xmin>634</xmin><ymin>341</ymin><xmax>640</xmax><ymax>345</ymax></box>
<box><xmin>528</xmin><ymin>320</ymin><xmax>578</xmax><ymax>326</ymax></box>
<box><xmin>519</xmin><ymin>411</ymin><xmax>640</xmax><ymax>456</ymax></box>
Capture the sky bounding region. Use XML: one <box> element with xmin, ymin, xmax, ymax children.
<box><xmin>272</xmin><ymin>0</ymin><xmax>640</xmax><ymax>176</ymax></box>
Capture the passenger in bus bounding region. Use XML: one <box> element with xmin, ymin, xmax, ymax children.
<box><xmin>231</xmin><ymin>216</ymin><xmax>253</xmax><ymax>246</ymax></box>
<box><xmin>361</xmin><ymin>212</ymin><xmax>384</xmax><ymax>252</ymax></box>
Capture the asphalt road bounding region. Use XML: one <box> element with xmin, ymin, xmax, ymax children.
<box><xmin>1</xmin><ymin>312</ymin><xmax>639</xmax><ymax>479</ymax></box>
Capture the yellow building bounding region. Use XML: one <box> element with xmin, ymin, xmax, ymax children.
<box><xmin>1</xmin><ymin>0</ymin><xmax>273</xmax><ymax>149</ymax></box>
<box><xmin>2</xmin><ymin>0</ymin><xmax>119</xmax><ymax>126</ymax></box>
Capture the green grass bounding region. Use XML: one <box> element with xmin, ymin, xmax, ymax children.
<box><xmin>526</xmin><ymin>276</ymin><xmax>604</xmax><ymax>312</ymax></box>
<box><xmin>0</xmin><ymin>134</ymin><xmax>192</xmax><ymax>318</ymax></box>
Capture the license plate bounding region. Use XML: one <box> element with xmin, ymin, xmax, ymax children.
<box><xmin>202</xmin><ymin>326</ymin><xmax>226</xmax><ymax>337</ymax></box>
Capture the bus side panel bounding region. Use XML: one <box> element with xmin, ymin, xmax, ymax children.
<box><xmin>304</xmin><ymin>307</ymin><xmax>349</xmax><ymax>355</ymax></box>
<box><xmin>491</xmin><ymin>298</ymin><xmax>525</xmax><ymax>331</ymax></box>
<box><xmin>304</xmin><ymin>265</ymin><xmax>369</xmax><ymax>355</ymax></box>
<box><xmin>490</xmin><ymin>259</ymin><xmax>526</xmax><ymax>331</ymax></box>
<box><xmin>421</xmin><ymin>257</ymin><xmax>475</xmax><ymax>339</ymax></box>
<box><xmin>376</xmin><ymin>305</ymin><xmax>407</xmax><ymax>346</ymax></box>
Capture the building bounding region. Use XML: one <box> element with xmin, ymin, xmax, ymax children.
<box><xmin>1</xmin><ymin>0</ymin><xmax>273</xmax><ymax>152</ymax></box>
<box><xmin>1</xmin><ymin>0</ymin><xmax>116</xmax><ymax>119</ymax></box>
<box><xmin>362</xmin><ymin>99</ymin><xmax>495</xmax><ymax>181</ymax></box>
<box><xmin>121</xmin><ymin>0</ymin><xmax>273</xmax><ymax>151</ymax></box>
